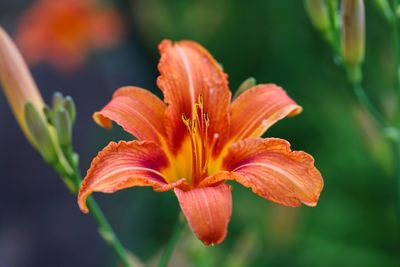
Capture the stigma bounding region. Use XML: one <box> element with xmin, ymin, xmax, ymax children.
<box><xmin>182</xmin><ymin>94</ymin><xmax>217</xmax><ymax>186</ymax></box>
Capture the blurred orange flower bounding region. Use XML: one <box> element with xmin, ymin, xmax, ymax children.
<box><xmin>15</xmin><ymin>0</ymin><xmax>124</xmax><ymax>71</ymax></box>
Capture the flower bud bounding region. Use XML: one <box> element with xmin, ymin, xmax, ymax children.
<box><xmin>72</xmin><ymin>152</ymin><xmax>79</xmax><ymax>167</ymax></box>
<box><xmin>0</xmin><ymin>28</ymin><xmax>74</xmax><ymax>177</ymax></box>
<box><xmin>0</xmin><ymin>27</ymin><xmax>45</xmax><ymax>145</ymax></box>
<box><xmin>43</xmin><ymin>105</ymin><xmax>53</xmax><ymax>123</ymax></box>
<box><xmin>341</xmin><ymin>0</ymin><xmax>365</xmax><ymax>67</ymax></box>
<box><xmin>52</xmin><ymin>92</ymin><xmax>64</xmax><ymax>109</ymax></box>
<box><xmin>54</xmin><ymin>107</ymin><xmax>72</xmax><ymax>148</ymax></box>
<box><xmin>24</xmin><ymin>102</ymin><xmax>58</xmax><ymax>163</ymax></box>
<box><xmin>63</xmin><ymin>96</ymin><xmax>76</xmax><ymax>125</ymax></box>
<box><xmin>305</xmin><ymin>0</ymin><xmax>331</xmax><ymax>33</ymax></box>
<box><xmin>233</xmin><ymin>77</ymin><xmax>256</xmax><ymax>99</ymax></box>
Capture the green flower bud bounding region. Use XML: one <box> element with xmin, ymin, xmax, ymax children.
<box><xmin>233</xmin><ymin>77</ymin><xmax>256</xmax><ymax>99</ymax></box>
<box><xmin>72</xmin><ymin>152</ymin><xmax>79</xmax><ymax>167</ymax></box>
<box><xmin>52</xmin><ymin>91</ymin><xmax>64</xmax><ymax>109</ymax></box>
<box><xmin>63</xmin><ymin>96</ymin><xmax>76</xmax><ymax>125</ymax></box>
<box><xmin>341</xmin><ymin>0</ymin><xmax>365</xmax><ymax>67</ymax></box>
<box><xmin>54</xmin><ymin>107</ymin><xmax>72</xmax><ymax>148</ymax></box>
<box><xmin>43</xmin><ymin>105</ymin><xmax>53</xmax><ymax>124</ymax></box>
<box><xmin>24</xmin><ymin>102</ymin><xmax>58</xmax><ymax>164</ymax></box>
<box><xmin>305</xmin><ymin>0</ymin><xmax>331</xmax><ymax>33</ymax></box>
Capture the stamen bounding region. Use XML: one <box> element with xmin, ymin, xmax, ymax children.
<box><xmin>192</xmin><ymin>118</ymin><xmax>197</xmax><ymax>134</ymax></box>
<box><xmin>181</xmin><ymin>94</ymin><xmax>215</xmax><ymax>187</ymax></box>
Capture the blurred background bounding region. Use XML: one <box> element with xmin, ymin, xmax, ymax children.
<box><xmin>0</xmin><ymin>0</ymin><xmax>399</xmax><ymax>266</ymax></box>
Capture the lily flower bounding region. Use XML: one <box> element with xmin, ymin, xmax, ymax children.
<box><xmin>78</xmin><ymin>40</ymin><xmax>324</xmax><ymax>245</ymax></box>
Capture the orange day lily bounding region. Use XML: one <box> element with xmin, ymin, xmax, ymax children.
<box><xmin>78</xmin><ymin>40</ymin><xmax>324</xmax><ymax>245</ymax></box>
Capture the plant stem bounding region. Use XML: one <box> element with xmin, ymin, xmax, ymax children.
<box><xmin>392</xmin><ymin>139</ymin><xmax>400</xmax><ymax>202</ymax></box>
<box><xmin>392</xmin><ymin>0</ymin><xmax>400</xmax><ymax>120</ymax></box>
<box><xmin>390</xmin><ymin>0</ymin><xmax>400</xmax><ymax>237</ymax></box>
<box><xmin>158</xmin><ymin>213</ymin><xmax>185</xmax><ymax>267</ymax></box>
<box><xmin>352</xmin><ymin>82</ymin><xmax>387</xmax><ymax>128</ymax></box>
<box><xmin>63</xmin><ymin>146</ymin><xmax>81</xmax><ymax>188</ymax></box>
<box><xmin>57</xmin><ymin>144</ymin><xmax>134</xmax><ymax>267</ymax></box>
<box><xmin>86</xmin><ymin>196</ymin><xmax>134</xmax><ymax>267</ymax></box>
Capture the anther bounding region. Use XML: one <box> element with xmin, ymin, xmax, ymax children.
<box><xmin>182</xmin><ymin>113</ymin><xmax>188</xmax><ymax>122</ymax></box>
<box><xmin>182</xmin><ymin>114</ymin><xmax>192</xmax><ymax>132</ymax></box>
<box><xmin>198</xmin><ymin>94</ymin><xmax>203</xmax><ymax>108</ymax></box>
<box><xmin>204</xmin><ymin>112</ymin><xmax>209</xmax><ymax>127</ymax></box>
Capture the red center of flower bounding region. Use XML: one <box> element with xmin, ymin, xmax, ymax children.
<box><xmin>182</xmin><ymin>94</ymin><xmax>218</xmax><ymax>187</ymax></box>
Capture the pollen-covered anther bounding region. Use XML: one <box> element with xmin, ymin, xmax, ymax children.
<box><xmin>182</xmin><ymin>113</ymin><xmax>192</xmax><ymax>133</ymax></box>
<box><xmin>204</xmin><ymin>112</ymin><xmax>209</xmax><ymax>127</ymax></box>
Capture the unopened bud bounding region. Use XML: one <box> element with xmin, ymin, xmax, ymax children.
<box><xmin>305</xmin><ymin>0</ymin><xmax>331</xmax><ymax>33</ymax></box>
<box><xmin>341</xmin><ymin>0</ymin><xmax>365</xmax><ymax>67</ymax></box>
<box><xmin>52</xmin><ymin>92</ymin><xmax>64</xmax><ymax>109</ymax></box>
<box><xmin>24</xmin><ymin>102</ymin><xmax>58</xmax><ymax>163</ymax></box>
<box><xmin>63</xmin><ymin>96</ymin><xmax>76</xmax><ymax>125</ymax></box>
<box><xmin>233</xmin><ymin>77</ymin><xmax>256</xmax><ymax>99</ymax></box>
<box><xmin>54</xmin><ymin>107</ymin><xmax>72</xmax><ymax>148</ymax></box>
<box><xmin>43</xmin><ymin>105</ymin><xmax>53</xmax><ymax>124</ymax></box>
<box><xmin>0</xmin><ymin>27</ymin><xmax>45</xmax><ymax>146</ymax></box>
<box><xmin>72</xmin><ymin>152</ymin><xmax>79</xmax><ymax>167</ymax></box>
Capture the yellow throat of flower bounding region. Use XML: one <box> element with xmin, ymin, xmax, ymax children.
<box><xmin>163</xmin><ymin>94</ymin><xmax>220</xmax><ymax>187</ymax></box>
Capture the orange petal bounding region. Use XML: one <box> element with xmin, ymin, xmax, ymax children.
<box><xmin>157</xmin><ymin>40</ymin><xmax>231</xmax><ymax>155</ymax></box>
<box><xmin>200</xmin><ymin>138</ymin><xmax>323</xmax><ymax>207</ymax></box>
<box><xmin>175</xmin><ymin>184</ymin><xmax>232</xmax><ymax>245</ymax></box>
<box><xmin>78</xmin><ymin>140</ymin><xmax>189</xmax><ymax>213</ymax></box>
<box><xmin>229</xmin><ymin>84</ymin><xmax>302</xmax><ymax>142</ymax></box>
<box><xmin>93</xmin><ymin>86</ymin><xmax>167</xmax><ymax>146</ymax></box>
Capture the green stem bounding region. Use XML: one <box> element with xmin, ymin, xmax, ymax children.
<box><xmin>392</xmin><ymin>0</ymin><xmax>400</xmax><ymax>121</ymax></box>
<box><xmin>352</xmin><ymin>82</ymin><xmax>387</xmax><ymax>128</ymax></box>
<box><xmin>62</xmin><ymin>145</ymin><xmax>81</xmax><ymax>188</ymax></box>
<box><xmin>86</xmin><ymin>196</ymin><xmax>134</xmax><ymax>267</ymax></box>
<box><xmin>158</xmin><ymin>213</ymin><xmax>185</xmax><ymax>267</ymax></box>
<box><xmin>56</xmin><ymin>144</ymin><xmax>134</xmax><ymax>267</ymax></box>
<box><xmin>391</xmin><ymin>0</ymin><xmax>400</xmax><ymax>239</ymax></box>
<box><xmin>393</xmin><ymin>139</ymin><xmax>400</xmax><ymax>199</ymax></box>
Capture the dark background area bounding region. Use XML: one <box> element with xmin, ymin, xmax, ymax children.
<box><xmin>1</xmin><ymin>0</ymin><xmax>399</xmax><ymax>266</ymax></box>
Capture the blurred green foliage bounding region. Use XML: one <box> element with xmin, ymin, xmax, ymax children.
<box><xmin>88</xmin><ymin>0</ymin><xmax>400</xmax><ymax>266</ymax></box>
